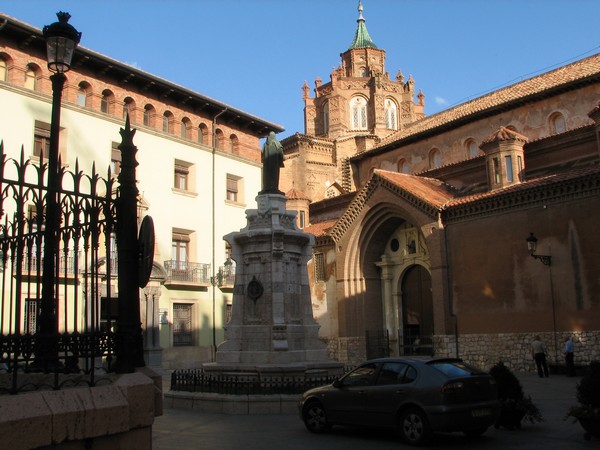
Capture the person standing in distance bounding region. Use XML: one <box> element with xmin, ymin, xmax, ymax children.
<box><xmin>531</xmin><ymin>335</ymin><xmax>549</xmax><ymax>378</ymax></box>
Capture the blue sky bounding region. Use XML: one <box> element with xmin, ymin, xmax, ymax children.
<box><xmin>2</xmin><ymin>0</ymin><xmax>599</xmax><ymax>139</ymax></box>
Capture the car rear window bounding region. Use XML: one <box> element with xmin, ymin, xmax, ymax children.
<box><xmin>428</xmin><ymin>360</ymin><xmax>484</xmax><ymax>378</ymax></box>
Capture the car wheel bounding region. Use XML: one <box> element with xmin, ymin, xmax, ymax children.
<box><xmin>303</xmin><ymin>401</ymin><xmax>331</xmax><ymax>433</ymax></box>
<box><xmin>398</xmin><ymin>407</ymin><xmax>432</xmax><ymax>446</ymax></box>
<box><xmin>464</xmin><ymin>427</ymin><xmax>488</xmax><ymax>437</ymax></box>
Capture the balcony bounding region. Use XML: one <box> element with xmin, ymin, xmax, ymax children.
<box><xmin>164</xmin><ymin>260</ymin><xmax>211</xmax><ymax>289</ymax></box>
<box><xmin>216</xmin><ymin>264</ymin><xmax>235</xmax><ymax>291</ymax></box>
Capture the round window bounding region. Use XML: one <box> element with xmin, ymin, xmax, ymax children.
<box><xmin>390</xmin><ymin>238</ymin><xmax>400</xmax><ymax>252</ymax></box>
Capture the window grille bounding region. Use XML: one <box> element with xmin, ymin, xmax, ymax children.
<box><xmin>314</xmin><ymin>253</ymin><xmax>326</xmax><ymax>282</ymax></box>
<box><xmin>173</xmin><ymin>303</ymin><xmax>193</xmax><ymax>346</ymax></box>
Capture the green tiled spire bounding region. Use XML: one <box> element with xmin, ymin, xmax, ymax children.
<box><xmin>348</xmin><ymin>1</ymin><xmax>377</xmax><ymax>50</ymax></box>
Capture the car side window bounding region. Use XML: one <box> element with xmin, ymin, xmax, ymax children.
<box><xmin>376</xmin><ymin>362</ymin><xmax>417</xmax><ymax>385</ymax></box>
<box><xmin>342</xmin><ymin>363</ymin><xmax>378</xmax><ymax>386</ymax></box>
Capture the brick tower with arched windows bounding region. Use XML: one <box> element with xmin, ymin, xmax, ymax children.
<box><xmin>281</xmin><ymin>1</ymin><xmax>425</xmax><ymax>203</ymax></box>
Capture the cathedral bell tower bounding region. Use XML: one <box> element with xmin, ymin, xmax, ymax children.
<box><xmin>303</xmin><ymin>1</ymin><xmax>425</xmax><ymax>143</ymax></box>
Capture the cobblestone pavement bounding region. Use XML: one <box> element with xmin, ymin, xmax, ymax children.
<box><xmin>152</xmin><ymin>372</ymin><xmax>597</xmax><ymax>450</ymax></box>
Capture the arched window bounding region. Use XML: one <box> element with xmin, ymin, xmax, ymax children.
<box><xmin>549</xmin><ymin>112</ymin><xmax>566</xmax><ymax>134</ymax></box>
<box><xmin>465</xmin><ymin>138</ymin><xmax>479</xmax><ymax>158</ymax></box>
<box><xmin>230</xmin><ymin>134</ymin><xmax>239</xmax><ymax>154</ymax></box>
<box><xmin>322</xmin><ymin>101</ymin><xmax>329</xmax><ymax>135</ymax></box>
<box><xmin>198</xmin><ymin>123</ymin><xmax>209</xmax><ymax>145</ymax></box>
<box><xmin>143</xmin><ymin>104</ymin><xmax>155</xmax><ymax>127</ymax></box>
<box><xmin>215</xmin><ymin>129</ymin><xmax>225</xmax><ymax>150</ymax></box>
<box><xmin>429</xmin><ymin>148</ymin><xmax>442</xmax><ymax>169</ymax></box>
<box><xmin>385</xmin><ymin>99</ymin><xmax>398</xmax><ymax>130</ymax></box>
<box><xmin>0</xmin><ymin>58</ymin><xmax>7</xmax><ymax>82</ymax></box>
<box><xmin>123</xmin><ymin>97</ymin><xmax>135</xmax><ymax>121</ymax></box>
<box><xmin>24</xmin><ymin>64</ymin><xmax>38</xmax><ymax>90</ymax></box>
<box><xmin>101</xmin><ymin>90</ymin><xmax>114</xmax><ymax>114</ymax></box>
<box><xmin>181</xmin><ymin>117</ymin><xmax>191</xmax><ymax>139</ymax></box>
<box><xmin>359</xmin><ymin>66</ymin><xmax>367</xmax><ymax>77</ymax></box>
<box><xmin>163</xmin><ymin>111</ymin><xmax>174</xmax><ymax>133</ymax></box>
<box><xmin>350</xmin><ymin>96</ymin><xmax>368</xmax><ymax>130</ymax></box>
<box><xmin>397</xmin><ymin>159</ymin><xmax>410</xmax><ymax>174</ymax></box>
<box><xmin>77</xmin><ymin>82</ymin><xmax>90</xmax><ymax>107</ymax></box>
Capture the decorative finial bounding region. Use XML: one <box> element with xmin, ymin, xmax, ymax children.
<box><xmin>119</xmin><ymin>113</ymin><xmax>136</xmax><ymax>147</ymax></box>
<box><xmin>358</xmin><ymin>1</ymin><xmax>364</xmax><ymax>20</ymax></box>
<box><xmin>56</xmin><ymin>11</ymin><xmax>72</xmax><ymax>23</ymax></box>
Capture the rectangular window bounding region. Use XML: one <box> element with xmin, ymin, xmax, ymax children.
<box><xmin>33</xmin><ymin>120</ymin><xmax>66</xmax><ymax>161</ymax></box>
<box><xmin>492</xmin><ymin>158</ymin><xmax>500</xmax><ymax>184</ymax></box>
<box><xmin>174</xmin><ymin>163</ymin><xmax>189</xmax><ymax>190</ymax></box>
<box><xmin>505</xmin><ymin>155</ymin><xmax>513</xmax><ymax>182</ymax></box>
<box><xmin>24</xmin><ymin>298</ymin><xmax>39</xmax><ymax>334</ymax></box>
<box><xmin>172</xmin><ymin>233</ymin><xmax>189</xmax><ymax>267</ymax></box>
<box><xmin>314</xmin><ymin>252</ymin><xmax>326</xmax><ymax>282</ymax></box>
<box><xmin>173</xmin><ymin>303</ymin><xmax>193</xmax><ymax>346</ymax></box>
<box><xmin>33</xmin><ymin>121</ymin><xmax>51</xmax><ymax>158</ymax></box>
<box><xmin>299</xmin><ymin>210</ymin><xmax>306</xmax><ymax>229</ymax></box>
<box><xmin>111</xmin><ymin>142</ymin><xmax>121</xmax><ymax>176</ymax></box>
<box><xmin>226</xmin><ymin>175</ymin><xmax>239</xmax><ymax>202</ymax></box>
<box><xmin>517</xmin><ymin>156</ymin><xmax>523</xmax><ymax>181</ymax></box>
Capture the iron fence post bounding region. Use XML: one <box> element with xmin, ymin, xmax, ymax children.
<box><xmin>114</xmin><ymin>115</ymin><xmax>144</xmax><ymax>372</ymax></box>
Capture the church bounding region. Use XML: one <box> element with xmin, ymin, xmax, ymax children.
<box><xmin>281</xmin><ymin>2</ymin><xmax>600</xmax><ymax>370</ymax></box>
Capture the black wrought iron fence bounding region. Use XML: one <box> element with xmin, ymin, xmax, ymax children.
<box><xmin>171</xmin><ymin>369</ymin><xmax>344</xmax><ymax>395</ymax></box>
<box><xmin>399</xmin><ymin>327</ymin><xmax>434</xmax><ymax>356</ymax></box>
<box><xmin>0</xmin><ymin>118</ymin><xmax>145</xmax><ymax>394</ymax></box>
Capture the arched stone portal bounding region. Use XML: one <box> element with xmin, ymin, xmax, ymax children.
<box><xmin>376</xmin><ymin>222</ymin><xmax>431</xmax><ymax>356</ymax></box>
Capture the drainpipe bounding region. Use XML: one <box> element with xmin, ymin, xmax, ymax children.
<box><xmin>211</xmin><ymin>107</ymin><xmax>227</xmax><ymax>361</ymax></box>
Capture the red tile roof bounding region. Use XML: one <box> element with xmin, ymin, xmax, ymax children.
<box><xmin>304</xmin><ymin>219</ymin><xmax>338</xmax><ymax>237</ymax></box>
<box><xmin>375</xmin><ymin>170</ymin><xmax>457</xmax><ymax>209</ymax></box>
<box><xmin>364</xmin><ymin>52</ymin><xmax>600</xmax><ymax>155</ymax></box>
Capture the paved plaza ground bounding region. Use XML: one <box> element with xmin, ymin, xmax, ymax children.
<box><xmin>153</xmin><ymin>372</ymin><xmax>598</xmax><ymax>449</ymax></box>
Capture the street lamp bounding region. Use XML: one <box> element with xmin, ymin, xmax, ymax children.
<box><xmin>526</xmin><ymin>232</ymin><xmax>558</xmax><ymax>366</ymax></box>
<box><xmin>526</xmin><ymin>232</ymin><xmax>552</xmax><ymax>266</ymax></box>
<box><xmin>37</xmin><ymin>13</ymin><xmax>81</xmax><ymax>368</ymax></box>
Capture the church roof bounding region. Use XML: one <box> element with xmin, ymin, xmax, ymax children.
<box><xmin>356</xmin><ymin>52</ymin><xmax>600</xmax><ymax>160</ymax></box>
<box><xmin>286</xmin><ymin>188</ymin><xmax>311</xmax><ymax>201</ymax></box>
<box><xmin>348</xmin><ymin>1</ymin><xmax>377</xmax><ymax>50</ymax></box>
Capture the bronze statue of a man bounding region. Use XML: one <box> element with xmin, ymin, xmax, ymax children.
<box><xmin>260</xmin><ymin>131</ymin><xmax>284</xmax><ymax>194</ymax></box>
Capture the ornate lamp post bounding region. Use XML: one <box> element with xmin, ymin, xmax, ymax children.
<box><xmin>526</xmin><ymin>232</ymin><xmax>558</xmax><ymax>364</ymax></box>
<box><xmin>526</xmin><ymin>232</ymin><xmax>552</xmax><ymax>266</ymax></box>
<box><xmin>37</xmin><ymin>12</ymin><xmax>81</xmax><ymax>369</ymax></box>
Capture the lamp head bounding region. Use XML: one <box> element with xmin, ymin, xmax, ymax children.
<box><xmin>43</xmin><ymin>12</ymin><xmax>81</xmax><ymax>74</ymax></box>
<box><xmin>526</xmin><ymin>232</ymin><xmax>538</xmax><ymax>254</ymax></box>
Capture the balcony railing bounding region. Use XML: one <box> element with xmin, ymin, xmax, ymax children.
<box><xmin>18</xmin><ymin>254</ymin><xmax>79</xmax><ymax>275</ymax></box>
<box><xmin>164</xmin><ymin>260</ymin><xmax>211</xmax><ymax>284</ymax></box>
<box><xmin>217</xmin><ymin>264</ymin><xmax>235</xmax><ymax>288</ymax></box>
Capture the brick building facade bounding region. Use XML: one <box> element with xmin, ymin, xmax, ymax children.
<box><xmin>287</xmin><ymin>3</ymin><xmax>600</xmax><ymax>371</ymax></box>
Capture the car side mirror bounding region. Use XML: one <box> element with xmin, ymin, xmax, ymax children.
<box><xmin>332</xmin><ymin>378</ymin><xmax>342</xmax><ymax>388</ymax></box>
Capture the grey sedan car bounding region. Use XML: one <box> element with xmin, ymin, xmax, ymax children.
<box><xmin>299</xmin><ymin>357</ymin><xmax>500</xmax><ymax>445</ymax></box>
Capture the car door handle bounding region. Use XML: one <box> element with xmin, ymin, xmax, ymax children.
<box><xmin>395</xmin><ymin>389</ymin><xmax>405</xmax><ymax>394</ymax></box>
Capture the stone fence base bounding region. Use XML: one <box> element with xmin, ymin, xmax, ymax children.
<box><xmin>0</xmin><ymin>368</ymin><xmax>162</xmax><ymax>450</ymax></box>
<box><xmin>164</xmin><ymin>391</ymin><xmax>299</xmax><ymax>415</ymax></box>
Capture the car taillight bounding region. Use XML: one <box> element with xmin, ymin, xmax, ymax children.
<box><xmin>441</xmin><ymin>381</ymin><xmax>464</xmax><ymax>394</ymax></box>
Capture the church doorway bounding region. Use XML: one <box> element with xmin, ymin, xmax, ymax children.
<box><xmin>400</xmin><ymin>265</ymin><xmax>433</xmax><ymax>355</ymax></box>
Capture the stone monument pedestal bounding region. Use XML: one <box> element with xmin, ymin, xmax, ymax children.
<box><xmin>203</xmin><ymin>193</ymin><xmax>342</xmax><ymax>378</ymax></box>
